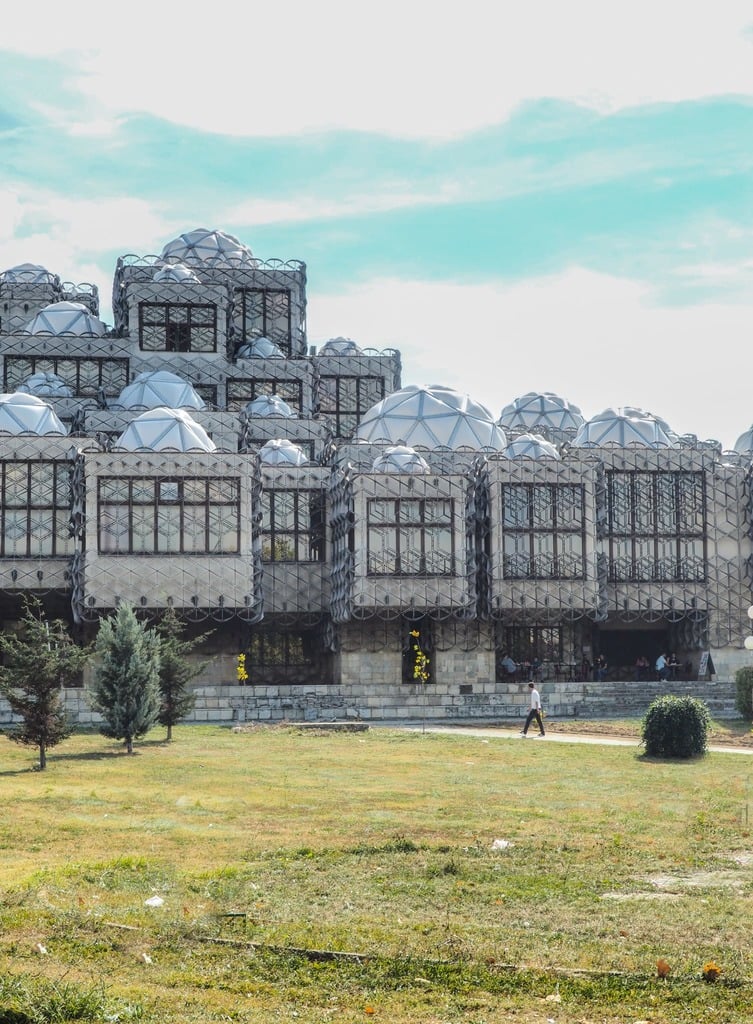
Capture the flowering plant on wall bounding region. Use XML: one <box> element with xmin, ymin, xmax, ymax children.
<box><xmin>236</xmin><ymin>652</ymin><xmax>249</xmax><ymax>684</ymax></box>
<box><xmin>410</xmin><ymin>629</ymin><xmax>431</xmax><ymax>684</ymax></box>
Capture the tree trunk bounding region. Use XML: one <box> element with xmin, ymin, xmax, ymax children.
<box><xmin>126</xmin><ymin>736</ymin><xmax>134</xmax><ymax>755</ymax></box>
<box><xmin>39</xmin><ymin>742</ymin><xmax>47</xmax><ymax>771</ymax></box>
<box><xmin>166</xmin><ymin>722</ymin><xmax>173</xmax><ymax>742</ymax></box>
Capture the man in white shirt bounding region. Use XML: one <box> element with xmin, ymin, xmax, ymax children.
<box><xmin>656</xmin><ymin>653</ymin><xmax>668</xmax><ymax>681</ymax></box>
<box><xmin>520</xmin><ymin>681</ymin><xmax>545</xmax><ymax>737</ymax></box>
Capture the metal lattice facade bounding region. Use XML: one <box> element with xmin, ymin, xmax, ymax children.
<box><xmin>0</xmin><ymin>230</ymin><xmax>752</xmax><ymax>701</ymax></box>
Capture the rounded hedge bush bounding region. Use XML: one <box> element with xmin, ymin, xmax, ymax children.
<box><xmin>735</xmin><ymin>666</ymin><xmax>753</xmax><ymax>721</ymax></box>
<box><xmin>641</xmin><ymin>695</ymin><xmax>710</xmax><ymax>758</ymax></box>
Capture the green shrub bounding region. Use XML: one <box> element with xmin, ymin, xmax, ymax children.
<box><xmin>735</xmin><ymin>666</ymin><xmax>753</xmax><ymax>720</ymax></box>
<box><xmin>641</xmin><ymin>695</ymin><xmax>710</xmax><ymax>758</ymax></box>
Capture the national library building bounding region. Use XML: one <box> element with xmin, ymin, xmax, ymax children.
<box><xmin>0</xmin><ymin>228</ymin><xmax>752</xmax><ymax>723</ymax></box>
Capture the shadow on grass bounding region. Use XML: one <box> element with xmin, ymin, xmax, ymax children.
<box><xmin>0</xmin><ymin>737</ymin><xmax>171</xmax><ymax>774</ymax></box>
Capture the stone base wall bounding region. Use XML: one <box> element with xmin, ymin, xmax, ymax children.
<box><xmin>0</xmin><ymin>676</ymin><xmax>740</xmax><ymax>728</ymax></box>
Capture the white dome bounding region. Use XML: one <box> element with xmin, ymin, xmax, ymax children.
<box><xmin>505</xmin><ymin>433</ymin><xmax>561</xmax><ymax>459</ymax></box>
<box><xmin>355</xmin><ymin>384</ymin><xmax>506</xmax><ymax>450</ymax></box>
<box><xmin>259</xmin><ymin>438</ymin><xmax>309</xmax><ymax>466</ymax></box>
<box><xmin>620</xmin><ymin>406</ymin><xmax>678</xmax><ymax>441</ymax></box>
<box><xmin>0</xmin><ymin>392</ymin><xmax>67</xmax><ymax>435</ymax></box>
<box><xmin>499</xmin><ymin>392</ymin><xmax>584</xmax><ymax>433</ymax></box>
<box><xmin>372</xmin><ymin>445</ymin><xmax>431</xmax><ymax>474</ymax></box>
<box><xmin>246</xmin><ymin>395</ymin><xmax>296</xmax><ymax>418</ymax></box>
<box><xmin>153</xmin><ymin>263</ymin><xmax>201</xmax><ymax>283</ymax></box>
<box><xmin>114</xmin><ymin>408</ymin><xmax>215</xmax><ymax>452</ymax></box>
<box><xmin>160</xmin><ymin>228</ymin><xmax>255</xmax><ymax>267</ymax></box>
<box><xmin>734</xmin><ymin>425</ymin><xmax>753</xmax><ymax>454</ymax></box>
<box><xmin>318</xmin><ymin>337</ymin><xmax>362</xmax><ymax>356</ymax></box>
<box><xmin>1</xmin><ymin>263</ymin><xmax>56</xmax><ymax>284</ymax></box>
<box><xmin>112</xmin><ymin>371</ymin><xmax>205</xmax><ymax>411</ymax></box>
<box><xmin>572</xmin><ymin>408</ymin><xmax>676</xmax><ymax>448</ymax></box>
<box><xmin>236</xmin><ymin>336</ymin><xmax>285</xmax><ymax>359</ymax></box>
<box><xmin>18</xmin><ymin>372</ymin><xmax>73</xmax><ymax>398</ymax></box>
<box><xmin>23</xmin><ymin>301</ymin><xmax>106</xmax><ymax>337</ymax></box>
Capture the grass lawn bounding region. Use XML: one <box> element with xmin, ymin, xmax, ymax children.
<box><xmin>1</xmin><ymin>721</ymin><xmax>753</xmax><ymax>1022</ymax></box>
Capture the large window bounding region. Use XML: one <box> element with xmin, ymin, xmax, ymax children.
<box><xmin>318</xmin><ymin>376</ymin><xmax>386</xmax><ymax>438</ymax></box>
<box><xmin>138</xmin><ymin>302</ymin><xmax>217</xmax><ymax>352</ymax></box>
<box><xmin>234</xmin><ymin>288</ymin><xmax>292</xmax><ymax>355</ymax></box>
<box><xmin>245</xmin><ymin>627</ymin><xmax>331</xmax><ymax>684</ymax></box>
<box><xmin>226</xmin><ymin>378</ymin><xmax>303</xmax><ymax>413</ymax></box>
<box><xmin>98</xmin><ymin>477</ymin><xmax>240</xmax><ymax>554</ymax></box>
<box><xmin>261</xmin><ymin>490</ymin><xmax>325</xmax><ymax>561</ymax></box>
<box><xmin>501</xmin><ymin>484</ymin><xmax>585</xmax><ymax>578</ymax></box>
<box><xmin>367</xmin><ymin>498</ymin><xmax>454</xmax><ymax>575</ymax></box>
<box><xmin>606</xmin><ymin>471</ymin><xmax>705</xmax><ymax>581</ymax></box>
<box><xmin>5</xmin><ymin>356</ymin><xmax>129</xmax><ymax>398</ymax></box>
<box><xmin>0</xmin><ymin>461</ymin><xmax>73</xmax><ymax>557</ymax></box>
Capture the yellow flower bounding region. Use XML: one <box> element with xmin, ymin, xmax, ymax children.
<box><xmin>702</xmin><ymin>960</ymin><xmax>722</xmax><ymax>982</ymax></box>
<box><xmin>236</xmin><ymin>653</ymin><xmax>249</xmax><ymax>684</ymax></box>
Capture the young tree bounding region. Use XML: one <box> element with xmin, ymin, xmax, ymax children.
<box><xmin>90</xmin><ymin>604</ymin><xmax>161</xmax><ymax>754</ymax></box>
<box><xmin>0</xmin><ymin>599</ymin><xmax>90</xmax><ymax>770</ymax></box>
<box><xmin>155</xmin><ymin>607</ymin><xmax>210</xmax><ymax>741</ymax></box>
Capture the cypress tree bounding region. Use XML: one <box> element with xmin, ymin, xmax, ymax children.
<box><xmin>156</xmin><ymin>607</ymin><xmax>211</xmax><ymax>740</ymax></box>
<box><xmin>0</xmin><ymin>598</ymin><xmax>90</xmax><ymax>770</ymax></box>
<box><xmin>90</xmin><ymin>604</ymin><xmax>160</xmax><ymax>754</ymax></box>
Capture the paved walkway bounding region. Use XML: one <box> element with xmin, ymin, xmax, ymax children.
<box><xmin>376</xmin><ymin>721</ymin><xmax>753</xmax><ymax>755</ymax></box>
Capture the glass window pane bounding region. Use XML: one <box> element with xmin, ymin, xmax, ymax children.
<box><xmin>678</xmin><ymin>473</ymin><xmax>704</xmax><ymax>532</ymax></box>
<box><xmin>531</xmin><ymin>487</ymin><xmax>554</xmax><ymax>528</ymax></box>
<box><xmin>424</xmin><ymin>500</ymin><xmax>452</xmax><ymax>524</ymax></box>
<box><xmin>634</xmin><ymin>474</ymin><xmax>655</xmax><ymax>534</ymax></box>
<box><xmin>273</xmin><ymin>492</ymin><xmax>296</xmax><ymax>531</ymax></box>
<box><xmin>398</xmin><ymin>500</ymin><xmax>422</xmax><ymax>524</ymax></box>
<box><xmin>398</xmin><ymin>526</ymin><xmax>421</xmax><ymax>573</ymax></box>
<box><xmin>132</xmin><ymin>507</ymin><xmax>156</xmax><ymax>552</ymax></box>
<box><xmin>98</xmin><ymin>505</ymin><xmax>129</xmax><ymax>553</ymax></box>
<box><xmin>182</xmin><ymin>507</ymin><xmax>206</xmax><ymax>552</ymax></box>
<box><xmin>210</xmin><ymin>506</ymin><xmax>238</xmax><ymax>553</ymax></box>
<box><xmin>557</xmin><ymin>485</ymin><xmax>583</xmax><ymax>529</ymax></box>
<box><xmin>4</xmin><ymin>464</ymin><xmax>28</xmax><ymax>506</ymax></box>
<box><xmin>656</xmin><ymin>474</ymin><xmax>677</xmax><ymax>533</ymax></box>
<box><xmin>368</xmin><ymin>500</ymin><xmax>396</xmax><ymax>524</ymax></box>
<box><xmin>633</xmin><ymin>537</ymin><xmax>654</xmax><ymax>580</ymax></box>
<box><xmin>156</xmin><ymin>506</ymin><xmax>181</xmax><ymax>553</ymax></box>
<box><xmin>368</xmin><ymin>526</ymin><xmax>396</xmax><ymax>573</ymax></box>
<box><xmin>503</xmin><ymin>486</ymin><xmax>529</xmax><ymax>528</ymax></box>
<box><xmin>4</xmin><ymin>509</ymin><xmax>27</xmax><ymax>555</ymax></box>
<box><xmin>132</xmin><ymin>479</ymin><xmax>155</xmax><ymax>503</ymax></box>
<box><xmin>425</xmin><ymin>527</ymin><xmax>453</xmax><ymax>573</ymax></box>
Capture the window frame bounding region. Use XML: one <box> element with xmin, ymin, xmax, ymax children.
<box><xmin>97</xmin><ymin>475</ymin><xmax>241</xmax><ymax>555</ymax></box>
<box><xmin>501</xmin><ymin>483</ymin><xmax>586</xmax><ymax>579</ymax></box>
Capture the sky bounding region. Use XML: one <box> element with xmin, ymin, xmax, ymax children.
<box><xmin>2</xmin><ymin>1</ymin><xmax>753</xmax><ymax>449</ymax></box>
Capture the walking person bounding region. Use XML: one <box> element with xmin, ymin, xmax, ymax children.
<box><xmin>520</xmin><ymin>681</ymin><xmax>546</xmax><ymax>737</ymax></box>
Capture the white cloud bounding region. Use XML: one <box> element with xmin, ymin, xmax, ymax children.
<box><xmin>0</xmin><ymin>189</ymin><xmax>176</xmax><ymax>302</ymax></box>
<box><xmin>227</xmin><ymin>184</ymin><xmax>465</xmax><ymax>227</ymax></box>
<box><xmin>3</xmin><ymin>2</ymin><xmax>752</xmax><ymax>138</ymax></box>
<box><xmin>308</xmin><ymin>267</ymin><xmax>753</xmax><ymax>449</ymax></box>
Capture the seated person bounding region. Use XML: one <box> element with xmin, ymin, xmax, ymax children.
<box><xmin>500</xmin><ymin>653</ymin><xmax>517</xmax><ymax>677</ymax></box>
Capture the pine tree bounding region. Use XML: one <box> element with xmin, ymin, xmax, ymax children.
<box><xmin>156</xmin><ymin>607</ymin><xmax>211</xmax><ymax>741</ymax></box>
<box><xmin>0</xmin><ymin>598</ymin><xmax>90</xmax><ymax>770</ymax></box>
<box><xmin>90</xmin><ymin>604</ymin><xmax>161</xmax><ymax>754</ymax></box>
